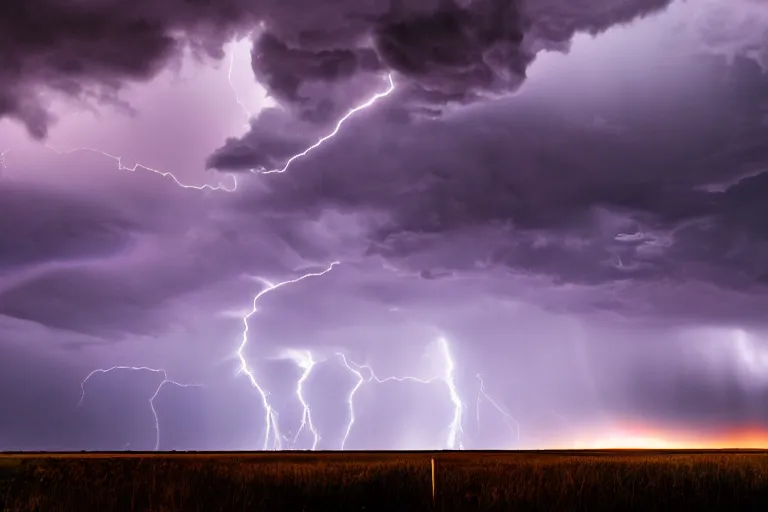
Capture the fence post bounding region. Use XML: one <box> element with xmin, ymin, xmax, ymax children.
<box><xmin>431</xmin><ymin>457</ymin><xmax>437</xmax><ymax>507</ymax></box>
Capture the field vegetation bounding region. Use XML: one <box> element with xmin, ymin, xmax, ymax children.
<box><xmin>2</xmin><ymin>450</ymin><xmax>768</xmax><ymax>511</ymax></box>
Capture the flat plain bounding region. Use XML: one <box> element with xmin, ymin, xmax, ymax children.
<box><xmin>3</xmin><ymin>449</ymin><xmax>768</xmax><ymax>511</ymax></box>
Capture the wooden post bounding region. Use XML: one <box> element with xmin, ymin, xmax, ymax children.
<box><xmin>431</xmin><ymin>457</ymin><xmax>437</xmax><ymax>507</ymax></box>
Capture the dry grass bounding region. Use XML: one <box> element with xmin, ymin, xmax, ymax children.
<box><xmin>2</xmin><ymin>450</ymin><xmax>768</xmax><ymax>511</ymax></box>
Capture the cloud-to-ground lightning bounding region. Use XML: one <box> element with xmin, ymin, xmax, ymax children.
<box><xmin>284</xmin><ymin>349</ymin><xmax>321</xmax><ymax>450</ymax></box>
<box><xmin>57</xmin><ymin>43</ymin><xmax>396</xmax><ymax>452</ymax></box>
<box><xmin>236</xmin><ymin>262</ymin><xmax>340</xmax><ymax>450</ymax></box>
<box><xmin>337</xmin><ymin>337</ymin><xmax>465</xmax><ymax>450</ymax></box>
<box><xmin>78</xmin><ymin>366</ymin><xmax>201</xmax><ymax>451</ymax></box>
<box><xmin>336</xmin><ymin>352</ymin><xmax>366</xmax><ymax>450</ymax></box>
<box><xmin>258</xmin><ymin>73</ymin><xmax>395</xmax><ymax>175</ymax></box>
<box><xmin>476</xmin><ymin>374</ymin><xmax>520</xmax><ymax>444</ymax></box>
<box><xmin>439</xmin><ymin>337</ymin><xmax>465</xmax><ymax>450</ymax></box>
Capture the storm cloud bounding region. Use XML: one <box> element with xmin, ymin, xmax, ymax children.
<box><xmin>1</xmin><ymin>0</ymin><xmax>680</xmax><ymax>142</ymax></box>
<box><xmin>3</xmin><ymin>0</ymin><xmax>768</xmax><ymax>452</ymax></box>
<box><xmin>210</xmin><ymin>51</ymin><xmax>768</xmax><ymax>324</ymax></box>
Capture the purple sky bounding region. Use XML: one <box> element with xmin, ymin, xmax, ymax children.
<box><xmin>2</xmin><ymin>0</ymin><xmax>768</xmax><ymax>451</ymax></box>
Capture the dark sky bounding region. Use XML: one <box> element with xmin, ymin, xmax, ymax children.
<box><xmin>2</xmin><ymin>0</ymin><xmax>768</xmax><ymax>451</ymax></box>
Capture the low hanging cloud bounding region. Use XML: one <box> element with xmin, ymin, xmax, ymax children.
<box><xmin>1</xmin><ymin>0</ymin><xmax>678</xmax><ymax>142</ymax></box>
<box><xmin>209</xmin><ymin>0</ymin><xmax>679</xmax><ymax>170</ymax></box>
<box><xmin>0</xmin><ymin>182</ymin><xmax>138</xmax><ymax>270</ymax></box>
<box><xmin>0</xmin><ymin>0</ymin><xmax>257</xmax><ymax>139</ymax></box>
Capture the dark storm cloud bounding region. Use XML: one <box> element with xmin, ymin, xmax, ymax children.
<box><xmin>210</xmin><ymin>0</ymin><xmax>677</xmax><ymax>169</ymax></box>
<box><xmin>0</xmin><ymin>182</ymin><xmax>137</xmax><ymax>270</ymax></box>
<box><xmin>1</xmin><ymin>0</ymin><xmax>677</xmax><ymax>147</ymax></box>
<box><xmin>0</xmin><ymin>169</ymin><xmax>354</xmax><ymax>339</ymax></box>
<box><xmin>0</xmin><ymin>177</ymin><xmax>210</xmax><ymax>338</ymax></box>
<box><xmin>0</xmin><ymin>265</ymin><xmax>179</xmax><ymax>338</ymax></box>
<box><xmin>0</xmin><ymin>0</ymin><xmax>260</xmax><ymax>139</ymax></box>
<box><xmin>0</xmin><ymin>222</ymin><xmax>302</xmax><ymax>339</ymax></box>
<box><xmin>0</xmin><ymin>180</ymin><xmax>202</xmax><ymax>337</ymax></box>
<box><xmin>214</xmin><ymin>53</ymin><xmax>768</xmax><ymax>312</ymax></box>
<box><xmin>206</xmin><ymin>107</ymin><xmax>326</xmax><ymax>172</ymax></box>
<box><xmin>246</xmin><ymin>0</ymin><xmax>675</xmax><ymax>124</ymax></box>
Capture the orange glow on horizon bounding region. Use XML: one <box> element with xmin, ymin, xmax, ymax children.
<box><xmin>547</xmin><ymin>421</ymin><xmax>768</xmax><ymax>450</ymax></box>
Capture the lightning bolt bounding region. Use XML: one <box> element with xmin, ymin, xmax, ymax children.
<box><xmin>35</xmin><ymin>39</ymin><xmax>251</xmax><ymax>192</ymax></box>
<box><xmin>337</xmin><ymin>337</ymin><xmax>465</xmax><ymax>450</ymax></box>
<box><xmin>439</xmin><ymin>338</ymin><xmax>465</xmax><ymax>450</ymax></box>
<box><xmin>78</xmin><ymin>366</ymin><xmax>201</xmax><ymax>451</ymax></box>
<box><xmin>237</xmin><ymin>262</ymin><xmax>339</xmax><ymax>450</ymax></box>
<box><xmin>476</xmin><ymin>374</ymin><xmax>520</xmax><ymax>444</ymax></box>
<box><xmin>284</xmin><ymin>349</ymin><xmax>321</xmax><ymax>450</ymax></box>
<box><xmin>43</xmin><ymin>145</ymin><xmax>239</xmax><ymax>192</ymax></box>
<box><xmin>336</xmin><ymin>352</ymin><xmax>366</xmax><ymax>450</ymax></box>
<box><xmin>257</xmin><ymin>73</ymin><xmax>395</xmax><ymax>175</ymax></box>
<box><xmin>14</xmin><ymin>36</ymin><xmax>394</xmax><ymax>195</ymax></box>
<box><xmin>50</xmin><ymin>40</ymin><xmax>397</xmax><ymax>452</ymax></box>
<box><xmin>39</xmin><ymin>71</ymin><xmax>394</xmax><ymax>191</ymax></box>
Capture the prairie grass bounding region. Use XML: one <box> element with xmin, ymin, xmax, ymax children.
<box><xmin>2</xmin><ymin>451</ymin><xmax>768</xmax><ymax>511</ymax></box>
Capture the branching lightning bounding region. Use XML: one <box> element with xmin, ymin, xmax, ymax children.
<box><xmin>43</xmin><ymin>144</ymin><xmax>240</xmax><ymax>192</ymax></box>
<box><xmin>0</xmin><ymin>32</ymin><xmax>396</xmax><ymax>196</ymax></box>
<box><xmin>40</xmin><ymin>69</ymin><xmax>394</xmax><ymax>192</ymax></box>
<box><xmin>66</xmin><ymin>41</ymin><xmax>398</xmax><ymax>451</ymax></box>
<box><xmin>476</xmin><ymin>374</ymin><xmax>520</xmax><ymax>444</ymax></box>
<box><xmin>78</xmin><ymin>366</ymin><xmax>201</xmax><ymax>451</ymax></box>
<box><xmin>284</xmin><ymin>349</ymin><xmax>321</xmax><ymax>450</ymax></box>
<box><xmin>337</xmin><ymin>337</ymin><xmax>465</xmax><ymax>450</ymax></box>
<box><xmin>42</xmin><ymin>37</ymin><xmax>504</xmax><ymax>454</ymax></box>
<box><xmin>257</xmin><ymin>73</ymin><xmax>395</xmax><ymax>175</ymax></box>
<box><xmin>236</xmin><ymin>262</ymin><xmax>340</xmax><ymax>450</ymax></box>
<box><xmin>336</xmin><ymin>353</ymin><xmax>366</xmax><ymax>450</ymax></box>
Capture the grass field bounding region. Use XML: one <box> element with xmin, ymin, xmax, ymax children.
<box><xmin>3</xmin><ymin>450</ymin><xmax>768</xmax><ymax>511</ymax></box>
